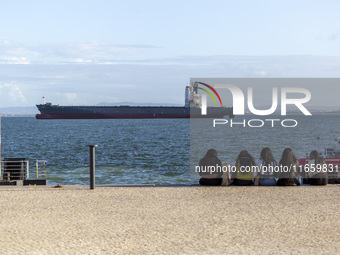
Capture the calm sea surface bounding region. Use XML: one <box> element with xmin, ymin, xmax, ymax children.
<box><xmin>1</xmin><ymin>115</ymin><xmax>339</xmax><ymax>185</ymax></box>
<box><xmin>1</xmin><ymin>118</ymin><xmax>190</xmax><ymax>185</ymax></box>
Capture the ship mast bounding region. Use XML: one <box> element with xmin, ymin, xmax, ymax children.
<box><xmin>42</xmin><ymin>96</ymin><xmax>46</xmax><ymax>104</ymax></box>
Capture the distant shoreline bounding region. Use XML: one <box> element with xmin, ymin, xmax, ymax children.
<box><xmin>1</xmin><ymin>114</ymin><xmax>36</xmax><ymax>117</ymax></box>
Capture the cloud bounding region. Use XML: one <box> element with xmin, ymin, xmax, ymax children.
<box><xmin>71</xmin><ymin>58</ymin><xmax>93</xmax><ymax>63</ymax></box>
<box><xmin>0</xmin><ymin>82</ymin><xmax>27</xmax><ymax>103</ymax></box>
<box><xmin>0</xmin><ymin>41</ymin><xmax>158</xmax><ymax>64</ymax></box>
<box><xmin>0</xmin><ymin>57</ymin><xmax>30</xmax><ymax>64</ymax></box>
<box><xmin>65</xmin><ymin>93</ymin><xmax>78</xmax><ymax>103</ymax></box>
<box><xmin>316</xmin><ymin>33</ymin><xmax>340</xmax><ymax>41</ymax></box>
<box><xmin>328</xmin><ymin>33</ymin><xmax>339</xmax><ymax>41</ymax></box>
<box><xmin>254</xmin><ymin>70</ymin><xmax>267</xmax><ymax>76</ymax></box>
<box><xmin>1</xmin><ymin>55</ymin><xmax>340</xmax><ymax>107</ymax></box>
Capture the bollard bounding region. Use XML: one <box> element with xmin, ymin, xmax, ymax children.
<box><xmin>87</xmin><ymin>145</ymin><xmax>98</xmax><ymax>190</ymax></box>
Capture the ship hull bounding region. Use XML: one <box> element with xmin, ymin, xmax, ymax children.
<box><xmin>36</xmin><ymin>105</ymin><xmax>233</xmax><ymax>119</ymax></box>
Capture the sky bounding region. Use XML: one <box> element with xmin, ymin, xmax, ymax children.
<box><xmin>1</xmin><ymin>0</ymin><xmax>340</xmax><ymax>107</ymax></box>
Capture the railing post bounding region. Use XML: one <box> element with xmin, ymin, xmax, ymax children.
<box><xmin>87</xmin><ymin>145</ymin><xmax>98</xmax><ymax>190</ymax></box>
<box><xmin>26</xmin><ymin>161</ymin><xmax>29</xmax><ymax>180</ymax></box>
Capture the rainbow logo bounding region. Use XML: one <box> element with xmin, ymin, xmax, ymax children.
<box><xmin>196</xmin><ymin>82</ymin><xmax>223</xmax><ymax>106</ymax></box>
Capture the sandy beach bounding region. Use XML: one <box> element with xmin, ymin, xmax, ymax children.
<box><xmin>0</xmin><ymin>185</ymin><xmax>339</xmax><ymax>254</ymax></box>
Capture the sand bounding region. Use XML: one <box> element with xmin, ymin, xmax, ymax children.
<box><xmin>0</xmin><ymin>185</ymin><xmax>339</xmax><ymax>255</ymax></box>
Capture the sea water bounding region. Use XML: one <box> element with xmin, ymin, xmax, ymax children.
<box><xmin>1</xmin><ymin>114</ymin><xmax>339</xmax><ymax>185</ymax></box>
<box><xmin>1</xmin><ymin>118</ymin><xmax>190</xmax><ymax>185</ymax></box>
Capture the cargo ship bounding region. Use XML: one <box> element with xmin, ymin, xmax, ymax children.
<box><xmin>36</xmin><ymin>82</ymin><xmax>233</xmax><ymax>119</ymax></box>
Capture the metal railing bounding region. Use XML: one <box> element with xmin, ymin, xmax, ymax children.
<box><xmin>0</xmin><ymin>160</ymin><xmax>46</xmax><ymax>181</ymax></box>
<box><xmin>35</xmin><ymin>160</ymin><xmax>47</xmax><ymax>180</ymax></box>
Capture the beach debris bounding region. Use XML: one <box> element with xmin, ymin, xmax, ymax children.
<box><xmin>54</xmin><ymin>184</ymin><xmax>64</xmax><ymax>188</ymax></box>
